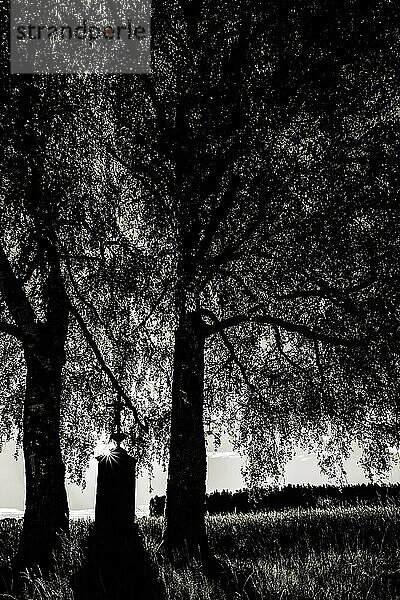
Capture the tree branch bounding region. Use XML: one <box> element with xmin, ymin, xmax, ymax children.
<box><xmin>105</xmin><ymin>141</ymin><xmax>177</xmax><ymax>232</ymax></box>
<box><xmin>204</xmin><ymin>305</ymin><xmax>363</xmax><ymax>348</ymax></box>
<box><xmin>215</xmin><ymin>268</ymin><xmax>260</xmax><ymax>304</ymax></box>
<box><xmin>69</xmin><ymin>302</ymin><xmax>148</xmax><ymax>433</ymax></box>
<box><xmin>200</xmin><ymin>307</ymin><xmax>257</xmax><ymax>393</ymax></box>
<box><xmin>70</xmin><ymin>111</ymin><xmax>176</xmax><ymax>230</ymax></box>
<box><xmin>65</xmin><ymin>257</ymin><xmax>112</xmax><ymax>338</ymax></box>
<box><xmin>196</xmin><ymin>175</ymin><xmax>240</xmax><ymax>262</ymax></box>
<box><xmin>273</xmin><ymin>326</ymin><xmax>308</xmax><ymax>373</ymax></box>
<box><xmin>274</xmin><ymin>274</ymin><xmax>375</xmax><ymax>301</ymax></box>
<box><xmin>218</xmin><ymin>328</ymin><xmax>255</xmax><ymax>393</ymax></box>
<box><xmin>258</xmin><ymin>315</ymin><xmax>363</xmax><ymax>348</ymax></box>
<box><xmin>205</xmin><ymin>194</ymin><xmax>267</xmax><ymax>268</ymax></box>
<box><xmin>133</xmin><ymin>281</ymin><xmax>171</xmax><ymax>332</ymax></box>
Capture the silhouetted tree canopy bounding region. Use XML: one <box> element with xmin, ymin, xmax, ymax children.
<box><xmin>1</xmin><ymin>0</ymin><xmax>400</xmax><ymax>560</ymax></box>
<box><xmin>110</xmin><ymin>0</ymin><xmax>400</xmax><ymax>490</ymax></box>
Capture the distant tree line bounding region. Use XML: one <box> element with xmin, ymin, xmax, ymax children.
<box><xmin>149</xmin><ymin>483</ymin><xmax>400</xmax><ymax>517</ymax></box>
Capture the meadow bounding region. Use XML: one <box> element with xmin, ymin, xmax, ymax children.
<box><xmin>1</xmin><ymin>505</ymin><xmax>400</xmax><ymax>599</ymax></box>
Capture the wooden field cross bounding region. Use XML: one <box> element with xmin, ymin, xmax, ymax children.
<box><xmin>94</xmin><ymin>390</ymin><xmax>138</xmax><ymax>598</ymax></box>
<box><xmin>107</xmin><ymin>393</ymin><xmax>127</xmax><ymax>448</ymax></box>
<box><xmin>95</xmin><ymin>392</ymin><xmax>137</xmax><ymax>545</ymax></box>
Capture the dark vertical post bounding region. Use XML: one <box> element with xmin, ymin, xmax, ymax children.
<box><xmin>74</xmin><ymin>403</ymin><xmax>164</xmax><ymax>599</ymax></box>
<box><xmin>95</xmin><ymin>448</ymin><xmax>137</xmax><ymax>541</ymax></box>
<box><xmin>91</xmin><ymin>448</ymin><xmax>137</xmax><ymax>599</ymax></box>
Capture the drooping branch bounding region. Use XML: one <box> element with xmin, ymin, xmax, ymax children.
<box><xmin>211</xmin><ymin>264</ymin><xmax>374</xmax><ymax>308</ymax></box>
<box><xmin>65</xmin><ymin>257</ymin><xmax>113</xmax><ymax>338</ymax></box>
<box><xmin>141</xmin><ymin>326</ymin><xmax>173</xmax><ymax>389</ymax></box>
<box><xmin>68</xmin><ymin>302</ymin><xmax>148</xmax><ymax>433</ymax></box>
<box><xmin>104</xmin><ymin>142</ymin><xmax>167</xmax><ymax>191</ymax></box>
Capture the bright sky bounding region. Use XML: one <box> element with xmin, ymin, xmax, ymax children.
<box><xmin>1</xmin><ymin>438</ymin><xmax>400</xmax><ymax>513</ymax></box>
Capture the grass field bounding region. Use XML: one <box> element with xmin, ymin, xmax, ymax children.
<box><xmin>1</xmin><ymin>505</ymin><xmax>400</xmax><ymax>599</ymax></box>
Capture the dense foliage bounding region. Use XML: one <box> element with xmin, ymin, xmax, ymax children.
<box><xmin>128</xmin><ymin>0</ymin><xmax>400</xmax><ymax>492</ymax></box>
<box><xmin>0</xmin><ymin>74</ymin><xmax>170</xmax><ymax>482</ymax></box>
<box><xmin>0</xmin><ymin>0</ymin><xmax>399</xmax><ymax>486</ymax></box>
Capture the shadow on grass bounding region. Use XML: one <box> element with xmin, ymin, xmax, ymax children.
<box><xmin>72</xmin><ymin>522</ymin><xmax>166</xmax><ymax>600</ymax></box>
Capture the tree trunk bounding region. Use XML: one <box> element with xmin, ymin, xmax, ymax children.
<box><xmin>164</xmin><ymin>311</ymin><xmax>208</xmax><ymax>557</ymax></box>
<box><xmin>14</xmin><ymin>325</ymin><xmax>69</xmax><ymax>577</ymax></box>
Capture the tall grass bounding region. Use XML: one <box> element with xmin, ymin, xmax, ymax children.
<box><xmin>1</xmin><ymin>505</ymin><xmax>400</xmax><ymax>599</ymax></box>
<box><xmin>141</xmin><ymin>505</ymin><xmax>400</xmax><ymax>599</ymax></box>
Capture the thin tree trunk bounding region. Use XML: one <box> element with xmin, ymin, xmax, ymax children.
<box><xmin>13</xmin><ymin>327</ymin><xmax>70</xmax><ymax>576</ymax></box>
<box><xmin>13</xmin><ymin>261</ymin><xmax>71</xmax><ymax>578</ymax></box>
<box><xmin>164</xmin><ymin>311</ymin><xmax>208</xmax><ymax>557</ymax></box>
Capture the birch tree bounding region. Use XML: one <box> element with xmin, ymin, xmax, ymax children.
<box><xmin>104</xmin><ymin>0</ymin><xmax>400</xmax><ymax>555</ymax></box>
